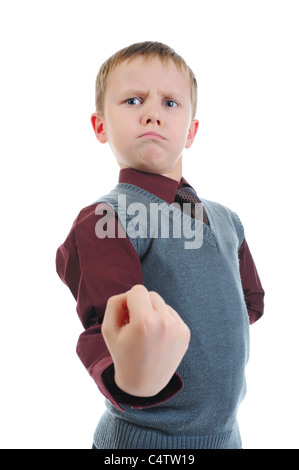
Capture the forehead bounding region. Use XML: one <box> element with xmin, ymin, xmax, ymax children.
<box><xmin>106</xmin><ymin>56</ymin><xmax>191</xmax><ymax>95</ymax></box>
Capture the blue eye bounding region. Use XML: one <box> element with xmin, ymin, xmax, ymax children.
<box><xmin>126</xmin><ymin>97</ymin><xmax>142</xmax><ymax>105</ymax></box>
<box><xmin>164</xmin><ymin>100</ymin><xmax>178</xmax><ymax>108</ymax></box>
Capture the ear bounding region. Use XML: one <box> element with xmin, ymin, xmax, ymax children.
<box><xmin>91</xmin><ymin>113</ymin><xmax>108</xmax><ymax>144</ymax></box>
<box><xmin>185</xmin><ymin>119</ymin><xmax>199</xmax><ymax>149</ymax></box>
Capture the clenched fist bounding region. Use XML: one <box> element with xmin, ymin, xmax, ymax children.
<box><xmin>102</xmin><ymin>284</ymin><xmax>191</xmax><ymax>397</ymax></box>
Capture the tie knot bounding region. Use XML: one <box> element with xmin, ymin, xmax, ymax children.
<box><xmin>175</xmin><ymin>186</ymin><xmax>201</xmax><ymax>204</ymax></box>
<box><xmin>175</xmin><ymin>185</ymin><xmax>209</xmax><ymax>226</ymax></box>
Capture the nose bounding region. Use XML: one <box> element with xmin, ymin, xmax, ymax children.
<box><xmin>141</xmin><ymin>102</ymin><xmax>161</xmax><ymax>126</ymax></box>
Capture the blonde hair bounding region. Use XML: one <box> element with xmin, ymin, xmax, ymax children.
<box><xmin>95</xmin><ymin>41</ymin><xmax>197</xmax><ymax>119</ymax></box>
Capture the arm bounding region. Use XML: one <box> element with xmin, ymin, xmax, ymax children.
<box><xmin>56</xmin><ymin>203</ymin><xmax>183</xmax><ymax>410</ymax></box>
<box><xmin>238</xmin><ymin>238</ymin><xmax>265</xmax><ymax>324</ymax></box>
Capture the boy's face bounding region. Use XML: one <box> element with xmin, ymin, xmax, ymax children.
<box><xmin>92</xmin><ymin>56</ymin><xmax>198</xmax><ymax>179</ymax></box>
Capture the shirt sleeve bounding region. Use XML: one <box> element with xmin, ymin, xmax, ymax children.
<box><xmin>56</xmin><ymin>203</ymin><xmax>182</xmax><ymax>411</ymax></box>
<box><xmin>238</xmin><ymin>238</ymin><xmax>265</xmax><ymax>324</ymax></box>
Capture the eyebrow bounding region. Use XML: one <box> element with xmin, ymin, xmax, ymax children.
<box><xmin>120</xmin><ymin>89</ymin><xmax>148</xmax><ymax>97</ymax></box>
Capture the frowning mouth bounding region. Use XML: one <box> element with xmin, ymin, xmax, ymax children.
<box><xmin>138</xmin><ymin>132</ymin><xmax>166</xmax><ymax>140</ymax></box>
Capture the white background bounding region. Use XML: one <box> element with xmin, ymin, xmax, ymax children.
<box><xmin>1</xmin><ymin>0</ymin><xmax>298</xmax><ymax>449</ymax></box>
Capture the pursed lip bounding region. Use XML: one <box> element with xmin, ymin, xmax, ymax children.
<box><xmin>138</xmin><ymin>131</ymin><xmax>166</xmax><ymax>140</ymax></box>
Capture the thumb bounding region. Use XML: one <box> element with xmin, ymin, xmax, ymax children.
<box><xmin>126</xmin><ymin>284</ymin><xmax>153</xmax><ymax>320</ymax></box>
<box><xmin>102</xmin><ymin>291</ymin><xmax>130</xmax><ymax>336</ymax></box>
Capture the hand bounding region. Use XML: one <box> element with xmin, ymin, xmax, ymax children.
<box><xmin>102</xmin><ymin>284</ymin><xmax>191</xmax><ymax>397</ymax></box>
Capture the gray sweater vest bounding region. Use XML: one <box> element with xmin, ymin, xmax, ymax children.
<box><xmin>93</xmin><ymin>183</ymin><xmax>250</xmax><ymax>449</ymax></box>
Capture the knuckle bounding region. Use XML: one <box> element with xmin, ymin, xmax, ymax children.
<box><xmin>101</xmin><ymin>320</ymin><xmax>109</xmax><ymax>339</ymax></box>
<box><xmin>134</xmin><ymin>314</ymin><xmax>154</xmax><ymax>335</ymax></box>
<box><xmin>105</xmin><ymin>295</ymin><xmax>118</xmax><ymax>311</ymax></box>
<box><xmin>131</xmin><ymin>284</ymin><xmax>148</xmax><ymax>295</ymax></box>
<box><xmin>148</xmin><ymin>290</ymin><xmax>161</xmax><ymax>300</ymax></box>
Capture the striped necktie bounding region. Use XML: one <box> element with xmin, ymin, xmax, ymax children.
<box><xmin>175</xmin><ymin>185</ymin><xmax>210</xmax><ymax>227</ymax></box>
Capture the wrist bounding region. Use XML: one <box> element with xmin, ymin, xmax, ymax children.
<box><xmin>103</xmin><ymin>364</ymin><xmax>184</xmax><ymax>409</ymax></box>
<box><xmin>114</xmin><ymin>371</ymin><xmax>164</xmax><ymax>398</ymax></box>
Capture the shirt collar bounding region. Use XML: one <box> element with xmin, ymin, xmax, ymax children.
<box><xmin>118</xmin><ymin>168</ymin><xmax>191</xmax><ymax>204</ymax></box>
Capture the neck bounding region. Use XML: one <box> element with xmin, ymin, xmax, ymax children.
<box><xmin>160</xmin><ymin>158</ymin><xmax>182</xmax><ymax>182</ymax></box>
<box><xmin>118</xmin><ymin>158</ymin><xmax>183</xmax><ymax>183</ymax></box>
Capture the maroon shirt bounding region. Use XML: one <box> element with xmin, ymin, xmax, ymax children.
<box><xmin>56</xmin><ymin>168</ymin><xmax>265</xmax><ymax>411</ymax></box>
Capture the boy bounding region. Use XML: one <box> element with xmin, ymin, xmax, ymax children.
<box><xmin>56</xmin><ymin>41</ymin><xmax>264</xmax><ymax>449</ymax></box>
